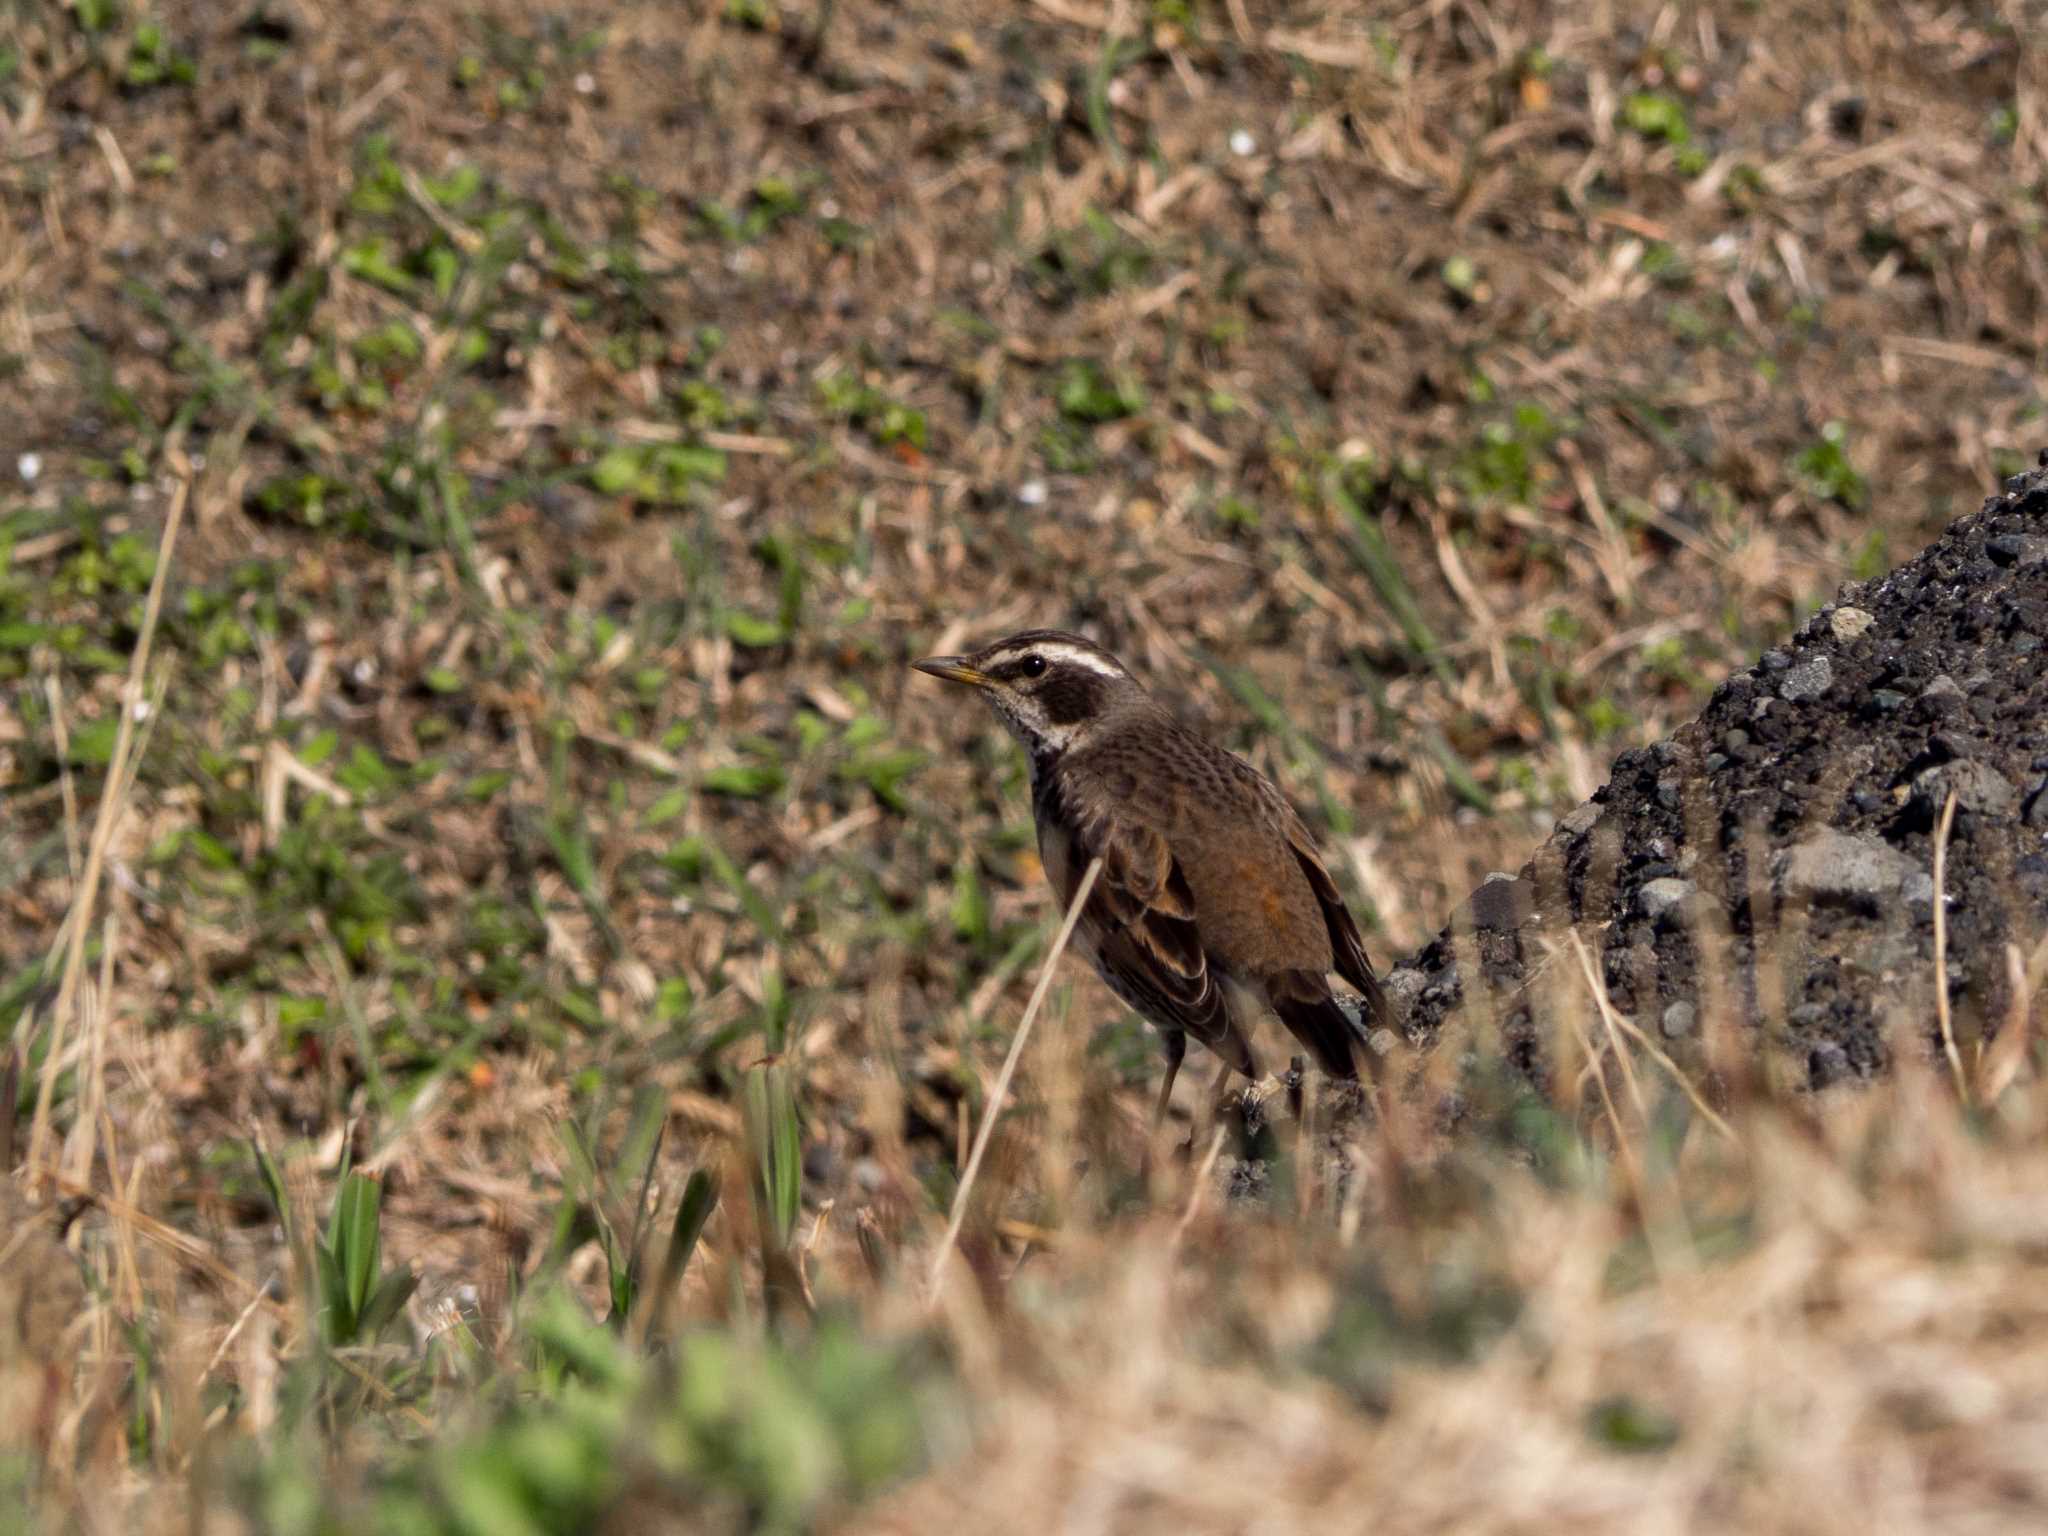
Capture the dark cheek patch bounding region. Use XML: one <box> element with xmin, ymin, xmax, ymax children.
<box><xmin>1037</xmin><ymin>673</ymin><xmax>1100</xmax><ymax>725</ymax></box>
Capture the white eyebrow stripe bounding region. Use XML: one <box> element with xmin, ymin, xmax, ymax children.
<box><xmin>1028</xmin><ymin>642</ymin><xmax>1123</xmax><ymax>676</ymax></box>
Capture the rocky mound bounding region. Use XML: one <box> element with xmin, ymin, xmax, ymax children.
<box><xmin>1386</xmin><ymin>453</ymin><xmax>2048</xmax><ymax>1096</ymax></box>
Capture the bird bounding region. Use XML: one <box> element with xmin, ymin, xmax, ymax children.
<box><xmin>912</xmin><ymin>628</ymin><xmax>1392</xmax><ymax>1128</ymax></box>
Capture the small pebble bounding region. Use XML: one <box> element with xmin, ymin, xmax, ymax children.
<box><xmin>1779</xmin><ymin>657</ymin><xmax>1832</xmax><ymax>702</ymax></box>
<box><xmin>1017</xmin><ymin>479</ymin><xmax>1048</xmax><ymax>507</ymax></box>
<box><xmin>1913</xmin><ymin>759</ymin><xmax>2017</xmax><ymax>821</ymax></box>
<box><xmin>1229</xmin><ymin>129</ymin><xmax>1257</xmax><ymax>157</ymax></box>
<box><xmin>1557</xmin><ymin>802</ymin><xmax>1603</xmax><ymax>838</ymax></box>
<box><xmin>1780</xmin><ymin>828</ymin><xmax>1913</xmax><ymax>910</ymax></box>
<box><xmin>1639</xmin><ymin>877</ymin><xmax>1696</xmax><ymax>923</ymax></box>
<box><xmin>2025</xmin><ymin>783</ymin><xmax>2048</xmax><ymax>829</ymax></box>
<box><xmin>17</xmin><ymin>451</ymin><xmax>40</xmax><ymax>483</ymax></box>
<box><xmin>1920</xmin><ymin>675</ymin><xmax>1965</xmax><ymax>705</ymax></box>
<box><xmin>1828</xmin><ymin>606</ymin><xmax>1874</xmax><ymax>641</ymax></box>
<box><xmin>1660</xmin><ymin>1001</ymin><xmax>1697</xmax><ymax>1039</ymax></box>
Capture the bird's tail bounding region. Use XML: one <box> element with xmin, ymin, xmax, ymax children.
<box><xmin>1268</xmin><ymin>972</ymin><xmax>1364</xmax><ymax>1079</ymax></box>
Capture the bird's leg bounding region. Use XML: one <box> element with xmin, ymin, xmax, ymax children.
<box><xmin>1195</xmin><ymin>1057</ymin><xmax>1240</xmax><ymax>1156</ymax></box>
<box><xmin>1151</xmin><ymin>1030</ymin><xmax>1187</xmax><ymax>1132</ymax></box>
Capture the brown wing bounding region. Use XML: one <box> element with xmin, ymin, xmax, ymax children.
<box><xmin>1281</xmin><ymin>810</ymin><xmax>1393</xmax><ymax>1034</ymax></box>
<box><xmin>1040</xmin><ymin>791</ymin><xmax>1253</xmax><ymax>1073</ymax></box>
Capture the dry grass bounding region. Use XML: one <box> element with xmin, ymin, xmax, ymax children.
<box><xmin>3</xmin><ymin>0</ymin><xmax>2048</xmax><ymax>1529</ymax></box>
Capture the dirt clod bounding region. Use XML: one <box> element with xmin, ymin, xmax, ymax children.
<box><xmin>1397</xmin><ymin>463</ymin><xmax>2048</xmax><ymax>1092</ymax></box>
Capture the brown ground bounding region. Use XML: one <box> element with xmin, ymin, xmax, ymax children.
<box><xmin>3</xmin><ymin>0</ymin><xmax>2048</xmax><ymax>1529</ymax></box>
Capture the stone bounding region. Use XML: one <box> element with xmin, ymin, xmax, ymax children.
<box><xmin>1660</xmin><ymin>1000</ymin><xmax>1697</xmax><ymax>1039</ymax></box>
<box><xmin>1920</xmin><ymin>675</ymin><xmax>1965</xmax><ymax>705</ymax></box>
<box><xmin>2026</xmin><ymin>782</ymin><xmax>2048</xmax><ymax>829</ymax></box>
<box><xmin>1382</xmin><ymin>967</ymin><xmax>1428</xmax><ymax>1005</ymax></box>
<box><xmin>1557</xmin><ymin>802</ymin><xmax>1604</xmax><ymax>839</ymax></box>
<box><xmin>1828</xmin><ymin>606</ymin><xmax>1875</xmax><ymax>641</ymax></box>
<box><xmin>1779</xmin><ymin>657</ymin><xmax>1833</xmax><ymax>702</ymax></box>
<box><xmin>1639</xmin><ymin>877</ymin><xmax>1696</xmax><ymax>923</ymax></box>
<box><xmin>1779</xmin><ymin>829</ymin><xmax>1914</xmax><ymax>911</ymax></box>
<box><xmin>1984</xmin><ymin>534</ymin><xmax>2048</xmax><ymax>567</ymax></box>
<box><xmin>1912</xmin><ymin>759</ymin><xmax>2018</xmax><ymax>821</ymax></box>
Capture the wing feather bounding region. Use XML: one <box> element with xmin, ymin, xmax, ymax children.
<box><xmin>1282</xmin><ymin>812</ymin><xmax>1394</xmax><ymax>1033</ymax></box>
<box><xmin>1044</xmin><ymin>792</ymin><xmax>1250</xmax><ymax>1070</ymax></box>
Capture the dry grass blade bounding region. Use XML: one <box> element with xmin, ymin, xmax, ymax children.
<box><xmin>927</xmin><ymin>856</ymin><xmax>1102</xmax><ymax>1303</ymax></box>
<box><xmin>1974</xmin><ymin>941</ymin><xmax>2036</xmax><ymax>1105</ymax></box>
<box><xmin>1571</xmin><ymin>940</ymin><xmax>1742</xmax><ymax>1151</ymax></box>
<box><xmin>1932</xmin><ymin>787</ymin><xmax>1968</xmax><ymax>1102</ymax></box>
<box><xmin>25</xmin><ymin>473</ymin><xmax>188</xmax><ymax>1189</ymax></box>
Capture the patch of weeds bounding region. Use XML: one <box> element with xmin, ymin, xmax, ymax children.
<box><xmin>589</xmin><ymin>442</ymin><xmax>728</xmax><ymax>505</ymax></box>
<box><xmin>1790</xmin><ymin>421</ymin><xmax>1866</xmax><ymax>510</ymax></box>
<box><xmin>1621</xmin><ymin>91</ymin><xmax>1690</xmax><ymax>145</ymax></box>
<box><xmin>1640</xmin><ymin>242</ymin><xmax>1689</xmax><ymax>287</ymax></box>
<box><xmin>1213</xmin><ymin>491</ymin><xmax>1260</xmax><ymax>531</ymax></box>
<box><xmin>698</xmin><ymin>175</ymin><xmax>810</xmax><ymax>243</ymax></box>
<box><xmin>1455</xmin><ymin>401</ymin><xmax>1564</xmax><ymax>508</ymax></box>
<box><xmin>723</xmin><ymin>532</ymin><xmax>804</xmax><ymax>648</ymax></box>
<box><xmin>1038</xmin><ymin>419</ymin><xmax>1097</xmax><ymax>473</ymax></box>
<box><xmin>1640</xmin><ymin>635</ymin><xmax>1706</xmax><ymax>695</ymax></box>
<box><xmin>70</xmin><ymin>0</ymin><xmax>118</xmax><ymax>36</ymax></box>
<box><xmin>701</xmin><ymin>754</ymin><xmax>787</xmax><ymax>800</ymax></box>
<box><xmin>1579</xmin><ymin>694</ymin><xmax>1631</xmax><ymax>741</ymax></box>
<box><xmin>1721</xmin><ymin>160</ymin><xmax>1766</xmax><ymax>212</ymax></box>
<box><xmin>1031</xmin><ymin>208</ymin><xmax>1154</xmax><ymax>301</ymax></box>
<box><xmin>1053</xmin><ymin>359</ymin><xmax>1144</xmax><ymax>423</ymax></box>
<box><xmin>1587</xmin><ymin>1395</ymin><xmax>1681</xmax><ymax>1454</ymax></box>
<box><xmin>124</xmin><ymin>18</ymin><xmax>196</xmax><ymax>88</ymax></box>
<box><xmin>1848</xmin><ymin>529</ymin><xmax>1889</xmax><ymax>583</ymax></box>
<box><xmin>832</xmin><ymin>714</ymin><xmax>925</xmax><ymax>812</ymax></box>
<box><xmin>818</xmin><ymin>372</ymin><xmax>927</xmax><ymax>450</ymax></box>
<box><xmin>258</xmin><ymin>799</ymin><xmax>425</xmax><ymax>962</ymax></box>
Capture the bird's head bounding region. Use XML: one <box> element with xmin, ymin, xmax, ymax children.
<box><xmin>912</xmin><ymin>629</ymin><xmax>1144</xmax><ymax>757</ymax></box>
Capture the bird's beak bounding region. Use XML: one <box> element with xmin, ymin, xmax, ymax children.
<box><xmin>911</xmin><ymin>654</ymin><xmax>989</xmax><ymax>688</ymax></box>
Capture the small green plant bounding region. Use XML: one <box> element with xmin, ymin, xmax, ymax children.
<box><xmin>124</xmin><ymin>19</ymin><xmax>196</xmax><ymax>87</ymax></box>
<box><xmin>818</xmin><ymin>372</ymin><xmax>928</xmax><ymax>450</ymax></box>
<box><xmin>1791</xmin><ymin>421</ymin><xmax>1867</xmax><ymax>509</ymax></box>
<box><xmin>1053</xmin><ymin>359</ymin><xmax>1144</xmax><ymax>422</ymax></box>
<box><xmin>589</xmin><ymin>441</ymin><xmax>728</xmax><ymax>503</ymax></box>
<box><xmin>252</xmin><ymin>1143</ymin><xmax>418</xmax><ymax>1351</ymax></box>
<box><xmin>1621</xmin><ymin>91</ymin><xmax>1690</xmax><ymax>145</ymax></box>
<box><xmin>315</xmin><ymin>1168</ymin><xmax>419</xmax><ymax>1346</ymax></box>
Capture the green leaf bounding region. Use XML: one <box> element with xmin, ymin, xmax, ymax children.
<box><xmin>332</xmin><ymin>1171</ymin><xmax>384</xmax><ymax>1323</ymax></box>
<box><xmin>724</xmin><ymin>610</ymin><xmax>786</xmax><ymax>648</ymax></box>
<box><xmin>313</xmin><ymin>1241</ymin><xmax>351</xmax><ymax>1342</ymax></box>
<box><xmin>248</xmin><ymin>1139</ymin><xmax>294</xmax><ymax>1247</ymax></box>
<box><xmin>591</xmin><ymin>445</ymin><xmax>642</xmax><ymax>495</ymax></box>
<box><xmin>701</xmin><ymin>761</ymin><xmax>785</xmax><ymax>799</ymax></box>
<box><xmin>744</xmin><ymin>1065</ymin><xmax>803</xmax><ymax>1251</ymax></box>
<box><xmin>643</xmin><ymin>787</ymin><xmax>690</xmax><ymax>827</ymax></box>
<box><xmin>1587</xmin><ymin>1394</ymin><xmax>1681</xmax><ymax>1453</ymax></box>
<box><xmin>358</xmin><ymin>1264</ymin><xmax>420</xmax><ymax>1338</ymax></box>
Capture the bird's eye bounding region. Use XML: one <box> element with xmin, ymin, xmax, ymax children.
<box><xmin>1020</xmin><ymin>654</ymin><xmax>1047</xmax><ymax>678</ymax></box>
